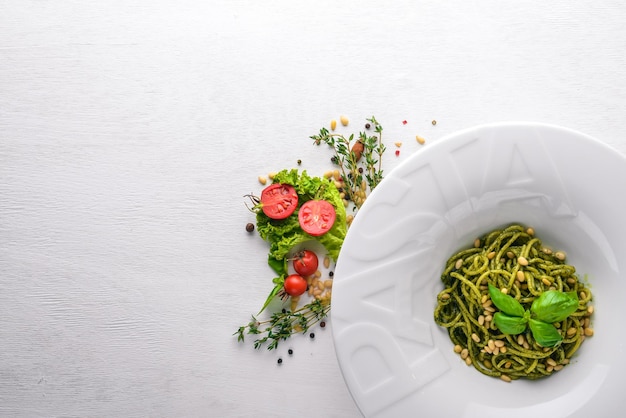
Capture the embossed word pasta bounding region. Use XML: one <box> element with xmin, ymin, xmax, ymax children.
<box><xmin>434</xmin><ymin>224</ymin><xmax>594</xmax><ymax>381</ymax></box>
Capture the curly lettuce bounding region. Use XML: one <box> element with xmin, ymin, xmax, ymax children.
<box><xmin>255</xmin><ymin>169</ymin><xmax>347</xmax><ymax>313</ymax></box>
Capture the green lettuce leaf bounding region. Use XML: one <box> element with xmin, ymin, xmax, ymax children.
<box><xmin>254</xmin><ymin>169</ymin><xmax>348</xmax><ymax>313</ymax></box>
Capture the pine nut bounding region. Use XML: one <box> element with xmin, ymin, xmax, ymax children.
<box><xmin>330</xmin><ymin>119</ymin><xmax>337</xmax><ymax>131</ymax></box>
<box><xmin>314</xmin><ymin>270</ymin><xmax>322</xmax><ymax>278</ymax></box>
<box><xmin>258</xmin><ymin>175</ymin><xmax>267</xmax><ymax>185</ymax></box>
<box><xmin>454</xmin><ymin>344</ymin><xmax>463</xmax><ymax>354</ymax></box>
<box><xmin>584</xmin><ymin>327</ymin><xmax>594</xmax><ymax>336</ymax></box>
<box><xmin>517</xmin><ymin>335</ymin><xmax>525</xmax><ymax>345</ymax></box>
<box><xmin>567</xmin><ymin>277</ymin><xmax>577</xmax><ymax>285</ymax></box>
<box><xmin>461</xmin><ymin>348</ymin><xmax>469</xmax><ymax>359</ymax></box>
<box><xmin>324</xmin><ymin>279</ymin><xmax>333</xmax><ymax>288</ymax></box>
<box><xmin>484</xmin><ymin>345</ymin><xmax>493</xmax><ymax>354</ymax></box>
<box><xmin>471</xmin><ymin>333</ymin><xmax>480</xmax><ymax>343</ymax></box>
<box><xmin>526</xmin><ymin>227</ymin><xmax>535</xmax><ymax>236</ymax></box>
<box><xmin>500</xmin><ymin>346</ymin><xmax>507</xmax><ymax>354</ymax></box>
<box><xmin>483</xmin><ymin>306</ymin><xmax>495</xmax><ymax>313</ymax></box>
<box><xmin>542</xmin><ymin>247</ymin><xmax>552</xmax><ymax>255</ymax></box>
<box><xmin>483</xmin><ymin>360</ymin><xmax>492</xmax><ymax>369</ymax></box>
<box><xmin>455</xmin><ymin>259</ymin><xmax>463</xmax><ymax>269</ymax></box>
<box><xmin>316</xmin><ymin>281</ymin><xmax>325</xmax><ymax>291</ymax></box>
<box><xmin>313</xmin><ymin>289</ymin><xmax>322</xmax><ymax>296</ymax></box>
<box><xmin>340</xmin><ymin>115</ymin><xmax>349</xmax><ymax>126</ymax></box>
<box><xmin>478</xmin><ymin>315</ymin><xmax>485</xmax><ymax>326</ymax></box>
<box><xmin>506</xmin><ymin>251</ymin><xmax>515</xmax><ymax>259</ymax></box>
<box><xmin>546</xmin><ymin>358</ymin><xmax>557</xmax><ymax>367</ymax></box>
<box><xmin>333</xmin><ymin>170</ymin><xmax>341</xmax><ymax>181</ymax></box>
<box><xmin>323</xmin><ymin>256</ymin><xmax>330</xmax><ymax>269</ymax></box>
<box><xmin>500</xmin><ymin>374</ymin><xmax>512</xmax><ymax>382</ymax></box>
<box><xmin>440</xmin><ymin>293</ymin><xmax>450</xmax><ymax>300</ymax></box>
<box><xmin>493</xmin><ymin>347</ymin><xmax>500</xmax><ymax>356</ymax></box>
<box><xmin>416</xmin><ymin>135</ymin><xmax>426</xmax><ymax>145</ymax></box>
<box><xmin>587</xmin><ymin>305</ymin><xmax>594</xmax><ymax>315</ymax></box>
<box><xmin>523</xmin><ymin>341</ymin><xmax>530</xmax><ymax>349</ymax></box>
<box><xmin>554</xmin><ymin>251</ymin><xmax>566</xmax><ymax>261</ymax></box>
<box><xmin>566</xmin><ymin>327</ymin><xmax>577</xmax><ymax>336</ymax></box>
<box><xmin>542</xmin><ymin>277</ymin><xmax>552</xmax><ymax>286</ymax></box>
<box><xmin>504</xmin><ymin>361</ymin><xmax>512</xmax><ymax>369</ymax></box>
<box><xmin>482</xmin><ymin>299</ymin><xmax>492</xmax><ymax>307</ymax></box>
<box><xmin>554</xmin><ymin>364</ymin><xmax>564</xmax><ymax>371</ymax></box>
<box><xmin>547</xmin><ymin>365</ymin><xmax>554</xmax><ymax>373</ymax></box>
<box><xmin>465</xmin><ymin>357</ymin><xmax>472</xmax><ymax>366</ymax></box>
<box><xmin>324</xmin><ymin>171</ymin><xmax>334</xmax><ymax>178</ymax></box>
<box><xmin>481</xmin><ymin>294</ymin><xmax>488</xmax><ymax>304</ymax></box>
<box><xmin>517</xmin><ymin>271</ymin><xmax>525</xmax><ymax>282</ymax></box>
<box><xmin>517</xmin><ymin>256</ymin><xmax>529</xmax><ymax>266</ymax></box>
<box><xmin>501</xmin><ymin>288</ymin><xmax>508</xmax><ymax>295</ymax></box>
<box><xmin>487</xmin><ymin>251</ymin><xmax>496</xmax><ymax>260</ymax></box>
<box><xmin>494</xmin><ymin>340</ymin><xmax>505</xmax><ymax>348</ymax></box>
<box><xmin>394</xmin><ymin>141</ymin><xmax>403</xmax><ymax>148</ymax></box>
<box><xmin>488</xmin><ymin>340</ymin><xmax>495</xmax><ymax>351</ymax></box>
<box><xmin>580</xmin><ymin>291</ymin><xmax>587</xmax><ymax>300</ymax></box>
<box><xmin>474</xmin><ymin>238</ymin><xmax>481</xmax><ymax>248</ymax></box>
<box><xmin>485</xmin><ymin>315</ymin><xmax>493</xmax><ymax>322</ymax></box>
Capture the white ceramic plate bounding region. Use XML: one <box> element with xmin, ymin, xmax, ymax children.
<box><xmin>331</xmin><ymin>122</ymin><xmax>626</xmax><ymax>418</ymax></box>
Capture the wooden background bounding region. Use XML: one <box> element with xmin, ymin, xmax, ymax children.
<box><xmin>2</xmin><ymin>1</ymin><xmax>626</xmax><ymax>417</ymax></box>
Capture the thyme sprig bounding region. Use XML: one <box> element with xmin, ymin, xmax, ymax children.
<box><xmin>234</xmin><ymin>299</ymin><xmax>330</xmax><ymax>350</ymax></box>
<box><xmin>311</xmin><ymin>116</ymin><xmax>385</xmax><ymax>209</ymax></box>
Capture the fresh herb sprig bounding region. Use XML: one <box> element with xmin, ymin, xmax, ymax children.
<box><xmin>234</xmin><ymin>299</ymin><xmax>330</xmax><ymax>350</ymax></box>
<box><xmin>311</xmin><ymin>116</ymin><xmax>386</xmax><ymax>209</ymax></box>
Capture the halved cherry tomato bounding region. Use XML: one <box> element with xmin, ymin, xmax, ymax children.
<box><xmin>260</xmin><ymin>183</ymin><xmax>298</xmax><ymax>220</ymax></box>
<box><xmin>298</xmin><ymin>200</ymin><xmax>336</xmax><ymax>236</ymax></box>
<box><xmin>293</xmin><ymin>250</ymin><xmax>319</xmax><ymax>277</ymax></box>
<box><xmin>283</xmin><ymin>274</ymin><xmax>307</xmax><ymax>296</ymax></box>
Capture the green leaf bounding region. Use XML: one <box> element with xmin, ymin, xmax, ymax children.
<box><xmin>488</xmin><ymin>284</ymin><xmax>525</xmax><ymax>317</ymax></box>
<box><xmin>493</xmin><ymin>312</ymin><xmax>528</xmax><ymax>335</ymax></box>
<box><xmin>531</xmin><ymin>290</ymin><xmax>579</xmax><ymax>323</ymax></box>
<box><xmin>529</xmin><ymin>318</ymin><xmax>563</xmax><ymax>347</ymax></box>
<box><xmin>258</xmin><ymin>280</ymin><xmax>284</xmax><ymax>315</ymax></box>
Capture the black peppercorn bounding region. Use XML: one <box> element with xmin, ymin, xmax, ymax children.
<box><xmin>245</xmin><ymin>223</ymin><xmax>254</xmax><ymax>232</ymax></box>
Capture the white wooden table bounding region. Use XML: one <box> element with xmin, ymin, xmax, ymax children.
<box><xmin>2</xmin><ymin>1</ymin><xmax>626</xmax><ymax>417</ymax></box>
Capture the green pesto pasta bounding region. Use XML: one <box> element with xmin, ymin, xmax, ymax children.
<box><xmin>434</xmin><ymin>224</ymin><xmax>594</xmax><ymax>381</ymax></box>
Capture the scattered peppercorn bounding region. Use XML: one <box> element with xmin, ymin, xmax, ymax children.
<box><xmin>310</xmin><ymin>333</ymin><xmax>315</xmax><ymax>339</ymax></box>
<box><xmin>432</xmin><ymin>120</ymin><xmax>437</xmax><ymax>125</ymax></box>
<box><xmin>358</xmin><ymin>167</ymin><xmax>363</xmax><ymax>173</ymax></box>
<box><xmin>365</xmin><ymin>123</ymin><xmax>371</xmax><ymax>129</ymax></box>
<box><xmin>277</xmin><ymin>358</ymin><xmax>283</xmax><ymax>364</ymax></box>
<box><xmin>320</xmin><ymin>321</ymin><xmax>326</xmax><ymax>328</ymax></box>
<box><xmin>297</xmin><ymin>159</ymin><xmax>302</xmax><ymax>165</ymax></box>
<box><xmin>245</xmin><ymin>223</ymin><xmax>254</xmax><ymax>232</ymax></box>
<box><xmin>288</xmin><ymin>349</ymin><xmax>293</xmax><ymax>355</ymax></box>
<box><xmin>282</xmin><ymin>308</ymin><xmax>286</xmax><ymax>314</ymax></box>
<box><xmin>329</xmin><ymin>271</ymin><xmax>334</xmax><ymax>277</ymax></box>
<box><xmin>330</xmin><ymin>156</ymin><xmax>338</xmax><ymax>165</ymax></box>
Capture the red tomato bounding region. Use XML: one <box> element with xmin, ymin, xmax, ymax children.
<box><xmin>293</xmin><ymin>250</ymin><xmax>319</xmax><ymax>277</ymax></box>
<box><xmin>298</xmin><ymin>200</ymin><xmax>336</xmax><ymax>236</ymax></box>
<box><xmin>283</xmin><ymin>274</ymin><xmax>307</xmax><ymax>296</ymax></box>
<box><xmin>260</xmin><ymin>184</ymin><xmax>298</xmax><ymax>220</ymax></box>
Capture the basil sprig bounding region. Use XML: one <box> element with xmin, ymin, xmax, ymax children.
<box><xmin>488</xmin><ymin>284</ymin><xmax>578</xmax><ymax>347</ymax></box>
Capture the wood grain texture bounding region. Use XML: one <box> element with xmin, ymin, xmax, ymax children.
<box><xmin>1</xmin><ymin>0</ymin><xmax>626</xmax><ymax>417</ymax></box>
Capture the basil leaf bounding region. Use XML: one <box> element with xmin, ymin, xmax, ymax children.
<box><xmin>488</xmin><ymin>284</ymin><xmax>525</xmax><ymax>317</ymax></box>
<box><xmin>529</xmin><ymin>318</ymin><xmax>563</xmax><ymax>347</ymax></box>
<box><xmin>531</xmin><ymin>290</ymin><xmax>579</xmax><ymax>323</ymax></box>
<box><xmin>493</xmin><ymin>312</ymin><xmax>528</xmax><ymax>335</ymax></box>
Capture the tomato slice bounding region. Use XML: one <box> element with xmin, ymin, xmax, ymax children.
<box><xmin>298</xmin><ymin>200</ymin><xmax>336</xmax><ymax>236</ymax></box>
<box><xmin>260</xmin><ymin>184</ymin><xmax>298</xmax><ymax>220</ymax></box>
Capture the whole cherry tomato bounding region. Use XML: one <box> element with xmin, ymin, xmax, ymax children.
<box><xmin>283</xmin><ymin>274</ymin><xmax>307</xmax><ymax>296</ymax></box>
<box><xmin>293</xmin><ymin>250</ymin><xmax>319</xmax><ymax>277</ymax></box>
